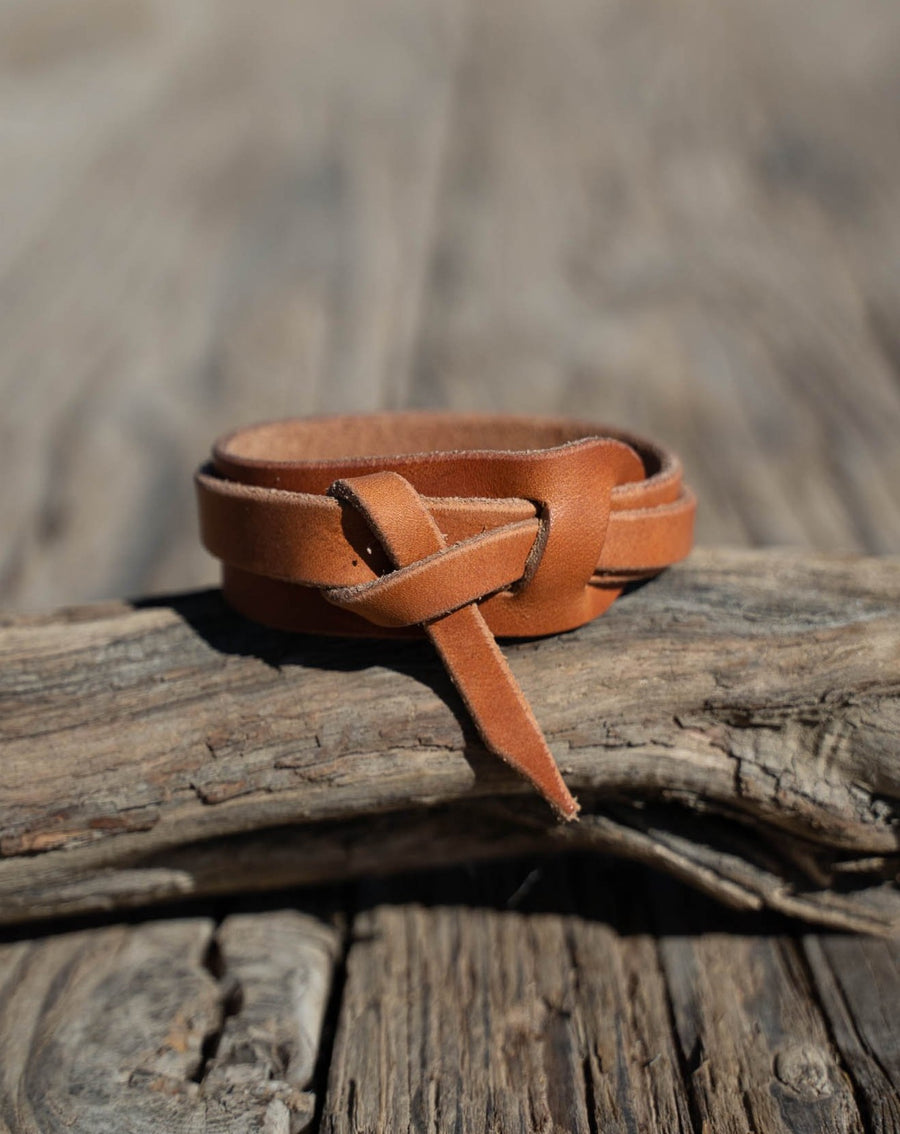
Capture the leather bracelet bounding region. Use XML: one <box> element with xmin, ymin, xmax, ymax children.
<box><xmin>196</xmin><ymin>413</ymin><xmax>695</xmax><ymax>820</ymax></box>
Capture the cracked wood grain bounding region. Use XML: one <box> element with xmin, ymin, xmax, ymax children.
<box><xmin>5</xmin><ymin>859</ymin><xmax>895</xmax><ymax>1134</ymax></box>
<box><xmin>321</xmin><ymin>859</ymin><xmax>885</xmax><ymax>1133</ymax></box>
<box><xmin>802</xmin><ymin>934</ymin><xmax>900</xmax><ymax>1133</ymax></box>
<box><xmin>321</xmin><ymin>870</ymin><xmax>695</xmax><ymax>1134</ymax></box>
<box><xmin>0</xmin><ymin>910</ymin><xmax>340</xmax><ymax>1133</ymax></box>
<box><xmin>1</xmin><ymin>548</ymin><xmax>898</xmax><ymax>931</ymax></box>
<box><xmin>653</xmin><ymin>881</ymin><xmax>867</xmax><ymax>1134</ymax></box>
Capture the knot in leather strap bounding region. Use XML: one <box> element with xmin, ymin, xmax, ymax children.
<box><xmin>196</xmin><ymin>413</ymin><xmax>696</xmax><ymax>819</ymax></box>
<box><xmin>321</xmin><ymin>471</ymin><xmax>533</xmax><ymax>627</ymax></box>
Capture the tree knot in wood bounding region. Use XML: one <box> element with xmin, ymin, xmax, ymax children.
<box><xmin>773</xmin><ymin>1043</ymin><xmax>835</xmax><ymax>1100</ymax></box>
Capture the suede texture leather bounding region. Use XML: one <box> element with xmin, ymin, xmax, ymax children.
<box><xmin>196</xmin><ymin>412</ymin><xmax>695</xmax><ymax>819</ymax></box>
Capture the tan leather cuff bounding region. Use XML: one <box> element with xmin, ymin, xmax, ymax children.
<box><xmin>196</xmin><ymin>413</ymin><xmax>695</xmax><ymax>820</ymax></box>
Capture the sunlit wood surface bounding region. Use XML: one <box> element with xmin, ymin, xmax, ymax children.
<box><xmin>1</xmin><ymin>0</ymin><xmax>898</xmax><ymax>1129</ymax></box>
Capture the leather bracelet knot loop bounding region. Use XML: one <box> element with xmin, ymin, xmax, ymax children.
<box><xmin>196</xmin><ymin>412</ymin><xmax>695</xmax><ymax>819</ymax></box>
<box><xmin>320</xmin><ymin>474</ymin><xmax>531</xmax><ymax>627</ymax></box>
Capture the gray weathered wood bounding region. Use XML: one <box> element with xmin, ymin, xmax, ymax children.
<box><xmin>321</xmin><ymin>860</ymin><xmax>881</xmax><ymax>1133</ymax></box>
<box><xmin>207</xmin><ymin>911</ymin><xmax>341</xmax><ymax>1097</ymax></box>
<box><xmin>803</xmin><ymin>934</ymin><xmax>900</xmax><ymax>1133</ymax></box>
<box><xmin>0</xmin><ymin>0</ymin><xmax>468</xmax><ymax>611</ymax></box>
<box><xmin>0</xmin><ymin>910</ymin><xmax>340</xmax><ymax>1133</ymax></box>
<box><xmin>2</xmin><ymin>1</ymin><xmax>900</xmax><ymax>617</ymax></box>
<box><xmin>657</xmin><ymin>905</ymin><xmax>863</xmax><ymax>1132</ymax></box>
<box><xmin>1</xmin><ymin>548</ymin><xmax>899</xmax><ymax>931</ymax></box>
<box><xmin>3</xmin><ymin>0</ymin><xmax>900</xmax><ymax>1127</ymax></box>
<box><xmin>6</xmin><ymin>863</ymin><xmax>898</xmax><ymax>1134</ymax></box>
<box><xmin>321</xmin><ymin>875</ymin><xmax>695</xmax><ymax>1133</ymax></box>
<box><xmin>410</xmin><ymin>0</ymin><xmax>900</xmax><ymax>558</ymax></box>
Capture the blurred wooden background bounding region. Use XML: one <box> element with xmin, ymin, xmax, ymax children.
<box><xmin>2</xmin><ymin>0</ymin><xmax>900</xmax><ymax>1130</ymax></box>
<box><xmin>2</xmin><ymin>0</ymin><xmax>900</xmax><ymax>611</ymax></box>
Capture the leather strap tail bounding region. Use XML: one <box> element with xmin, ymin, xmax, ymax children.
<box><xmin>324</xmin><ymin>472</ymin><xmax>580</xmax><ymax>819</ymax></box>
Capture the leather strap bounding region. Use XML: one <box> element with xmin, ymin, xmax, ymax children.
<box><xmin>196</xmin><ymin>413</ymin><xmax>695</xmax><ymax>819</ymax></box>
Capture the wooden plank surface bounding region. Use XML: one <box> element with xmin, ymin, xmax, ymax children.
<box><xmin>0</xmin><ymin>0</ymin><xmax>468</xmax><ymax>609</ymax></box>
<box><xmin>5</xmin><ymin>862</ymin><xmax>897</xmax><ymax>1134</ymax></box>
<box><xmin>322</xmin><ymin>865</ymin><xmax>698</xmax><ymax>1134</ymax></box>
<box><xmin>803</xmin><ymin>935</ymin><xmax>900</xmax><ymax>1132</ymax></box>
<box><xmin>2</xmin><ymin>0</ymin><xmax>900</xmax><ymax>613</ymax></box>
<box><xmin>321</xmin><ymin>861</ymin><xmax>891</xmax><ymax>1134</ymax></box>
<box><xmin>2</xmin><ymin>0</ymin><xmax>900</xmax><ymax>1129</ymax></box>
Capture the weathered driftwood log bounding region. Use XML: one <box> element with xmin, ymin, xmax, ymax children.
<box><xmin>1</xmin><ymin>548</ymin><xmax>899</xmax><ymax>932</ymax></box>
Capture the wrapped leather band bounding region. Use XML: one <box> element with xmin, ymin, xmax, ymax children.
<box><xmin>196</xmin><ymin>413</ymin><xmax>695</xmax><ymax>819</ymax></box>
